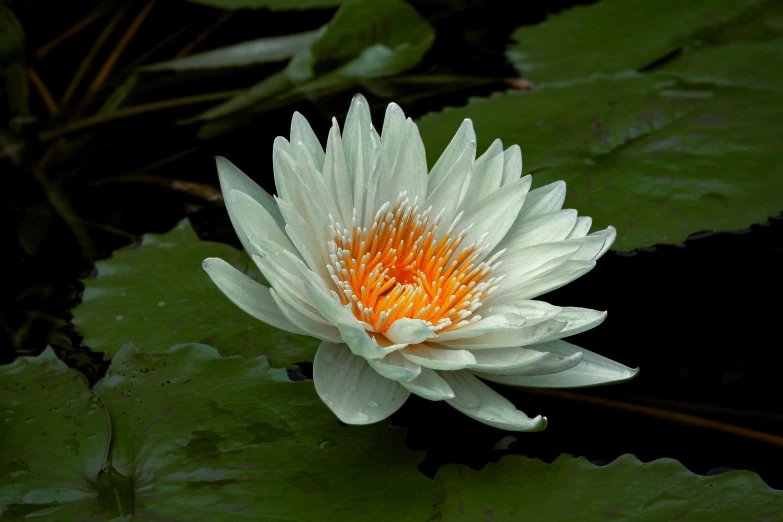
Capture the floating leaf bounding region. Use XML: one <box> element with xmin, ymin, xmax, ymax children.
<box><xmin>436</xmin><ymin>454</ymin><xmax>783</xmax><ymax>521</ymax></box>
<box><xmin>142</xmin><ymin>30</ymin><xmax>320</xmax><ymax>71</ymax></box>
<box><xmin>1</xmin><ymin>345</ymin><xmax>440</xmax><ymax>520</ymax></box>
<box><xmin>658</xmin><ymin>2</ymin><xmax>783</xmax><ymax>91</ymax></box>
<box><xmin>187</xmin><ymin>0</ymin><xmax>342</xmax><ymax>10</ymax></box>
<box><xmin>506</xmin><ymin>0</ymin><xmax>767</xmax><ymax>82</ymax></box>
<box><xmin>197</xmin><ymin>0</ymin><xmax>434</xmax><ymax>123</ymax></box>
<box><xmin>416</xmin><ymin>73</ymin><xmax>783</xmax><ymax>250</ymax></box>
<box><xmin>72</xmin><ymin>219</ymin><xmax>320</xmax><ymax>367</ymax></box>
<box><xmin>0</xmin><ymin>348</ymin><xmax>111</xmax><ymax>520</ymax></box>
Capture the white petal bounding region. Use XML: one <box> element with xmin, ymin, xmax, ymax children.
<box><xmin>442</xmin><ymin>370</ymin><xmax>547</xmax><ymax>431</ymax></box>
<box><xmin>441</xmin><ymin>319</ymin><xmax>566</xmax><ymax>350</ymax></box>
<box><xmin>424</xmin><ymin>139</ymin><xmax>475</xmax><ymax>228</ymax></box>
<box><xmin>567</xmin><ymin>216</ymin><xmax>592</xmax><ymax>239</ymax></box>
<box><xmin>458</xmin><ymin>176</ymin><xmax>532</xmax><ymax>258</ymax></box>
<box><xmin>461</xmin><ymin>139</ymin><xmax>504</xmax><ymax>208</ymax></box>
<box><xmin>494</xmin><ymin>241</ymin><xmax>582</xmax><ymax>291</ymax></box>
<box><xmin>380</xmin><ymin>102</ymin><xmax>407</xmax><ymax>172</ymax></box>
<box><xmin>202</xmin><ymin>257</ymin><xmax>305</xmax><ymax>335</ymax></box>
<box><xmin>272</xmin><ymin>137</ymin><xmax>298</xmax><ymax>205</ymax></box>
<box><xmin>399</xmin><ymin>368</ymin><xmax>455</xmax><ymax>400</ymax></box>
<box><xmin>367</xmin><ymin>350</ymin><xmax>421</xmax><ymax>382</ymax></box>
<box><xmin>501</xmin><ymin>145</ymin><xmax>522</xmax><ymax>186</ymax></box>
<box><xmin>253</xmin><ymin>254</ymin><xmax>327</xmax><ymax>324</ymax></box>
<box><xmin>427</xmin><ymin>118</ymin><xmax>476</xmax><ymax>194</ymax></box>
<box><xmin>470</xmin><ymin>346</ymin><xmax>582</xmax><ymax>376</ymax></box>
<box><xmin>433</xmin><ymin>314</ymin><xmax>526</xmax><ymax>342</ymax></box>
<box><xmin>493</xmin><ymin>261</ymin><xmax>596</xmax><ymax>304</ymax></box>
<box><xmin>275</xmin><ymin>197</ymin><xmax>329</xmax><ymax>281</ymax></box>
<box><xmin>475</xmin><ymin>340</ymin><xmax>638</xmax><ymax>388</ymax></box>
<box><xmin>269</xmin><ymin>288</ymin><xmax>342</xmax><ymax>342</ymax></box>
<box><xmin>401</xmin><ymin>345</ymin><xmax>477</xmax><ymax>370</ymax></box>
<box><xmin>545</xmin><ymin>307</ymin><xmax>607</xmax><ymax>341</ymax></box>
<box><xmin>518</xmin><ymin>180</ymin><xmax>566</xmax><ymax>219</ymax></box>
<box><xmin>388</xmin><ymin>118</ymin><xmax>428</xmax><ymax>205</ymax></box>
<box><xmin>487</xmin><ymin>301</ymin><xmax>562</xmax><ymax>325</ymax></box>
<box><xmin>584</xmin><ymin>226</ymin><xmax>616</xmax><ymax>260</ymax></box>
<box><xmin>314</xmin><ymin>341</ymin><xmax>410</xmax><ymax>425</ymax></box>
<box><xmin>496</xmin><ymin>209</ymin><xmax>578</xmax><ymax>253</ymax></box>
<box><xmin>322</xmin><ymin>118</ymin><xmax>353</xmax><ymax>227</ymax></box>
<box><xmin>294</xmin><ymin>141</ymin><xmax>341</xmax><ymax>226</ymax></box>
<box><xmin>230</xmin><ymin>190</ymin><xmax>297</xmax><ymax>256</ymax></box>
<box><xmin>385</xmin><ymin>318</ymin><xmax>436</xmax><ymax>344</ymax></box>
<box><xmin>216</xmin><ymin>156</ymin><xmax>283</xmax><ymax>256</ymax></box>
<box><xmin>343</xmin><ymin>93</ymin><xmax>373</xmax><ymax>220</ymax></box>
<box><xmin>290</xmin><ymin>111</ymin><xmax>325</xmax><ymax>170</ymax></box>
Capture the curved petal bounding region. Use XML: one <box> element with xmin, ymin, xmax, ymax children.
<box><xmin>458</xmin><ymin>176</ymin><xmax>533</xmax><ymax>260</ymax></box>
<box><xmin>442</xmin><ymin>370</ymin><xmax>547</xmax><ymax>431</ymax></box>
<box><xmin>401</xmin><ymin>345</ymin><xmax>476</xmax><ymax>371</ymax></box>
<box><xmin>501</xmin><ymin>144</ymin><xmax>522</xmax><ymax>186</ymax></box>
<box><xmin>230</xmin><ymin>190</ymin><xmax>297</xmax><ymax>256</ymax></box>
<box><xmin>567</xmin><ymin>216</ymin><xmax>592</xmax><ymax>239</ymax></box>
<box><xmin>441</xmin><ymin>319</ymin><xmax>566</xmax><ymax>350</ymax></box>
<box><xmin>461</xmin><ymin>139</ymin><xmax>504</xmax><ymax>208</ymax></box>
<box><xmin>517</xmin><ymin>180</ymin><xmax>566</xmax><ymax>219</ymax></box>
<box><xmin>433</xmin><ymin>314</ymin><xmax>526</xmax><ymax>342</ymax></box>
<box><xmin>322</xmin><ymin>118</ymin><xmax>353</xmax><ymax>227</ymax></box>
<box><xmin>343</xmin><ymin>93</ymin><xmax>374</xmax><ymax>220</ymax></box>
<box><xmin>386</xmin><ymin>318</ymin><xmax>436</xmax><ymax>344</ymax></box>
<box><xmin>216</xmin><ymin>156</ymin><xmax>283</xmax><ymax>256</ymax></box>
<box><xmin>495</xmin><ymin>209</ymin><xmax>578</xmax><ymax>254</ymax></box>
<box><xmin>290</xmin><ymin>111</ymin><xmax>325</xmax><ymax>170</ymax></box>
<box><xmin>380</xmin><ymin>102</ymin><xmax>406</xmax><ymax>164</ymax></box>
<box><xmin>202</xmin><ymin>257</ymin><xmax>305</xmax><ymax>335</ymax></box>
<box><xmin>469</xmin><ymin>346</ymin><xmax>582</xmax><ymax>376</ymax></box>
<box><xmin>427</xmin><ymin>118</ymin><xmax>475</xmax><ymax>193</ymax></box>
<box><xmin>424</xmin><ymin>139</ymin><xmax>475</xmax><ymax>228</ymax></box>
<box><xmin>545</xmin><ymin>307</ymin><xmax>607</xmax><ymax>341</ymax></box>
<box><xmin>487</xmin><ymin>301</ymin><xmax>562</xmax><ymax>325</ymax></box>
<box><xmin>388</xmin><ymin>118</ymin><xmax>428</xmax><ymax>205</ymax></box>
<box><xmin>400</xmin><ymin>368</ymin><xmax>454</xmax><ymax>401</ymax></box>
<box><xmin>475</xmin><ymin>340</ymin><xmax>639</xmax><ymax>388</ymax></box>
<box><xmin>367</xmin><ymin>350</ymin><xmax>421</xmax><ymax>382</ymax></box>
<box><xmin>268</xmin><ymin>288</ymin><xmax>342</xmax><ymax>342</ymax></box>
<box><xmin>314</xmin><ymin>341</ymin><xmax>410</xmax><ymax>425</ymax></box>
<box><xmin>492</xmin><ymin>261</ymin><xmax>596</xmax><ymax>304</ymax></box>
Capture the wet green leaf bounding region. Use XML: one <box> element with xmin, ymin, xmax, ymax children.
<box><xmin>416</xmin><ymin>73</ymin><xmax>783</xmax><ymax>250</ymax></box>
<box><xmin>197</xmin><ymin>0</ymin><xmax>433</xmax><ymax>123</ymax></box>
<box><xmin>187</xmin><ymin>0</ymin><xmax>342</xmax><ymax>10</ymax></box>
<box><xmin>141</xmin><ymin>30</ymin><xmax>320</xmax><ymax>71</ymax></box>
<box><xmin>92</xmin><ymin>342</ymin><xmax>440</xmax><ymax>520</ymax></box>
<box><xmin>0</xmin><ymin>348</ymin><xmax>112</xmax><ymax>520</ymax></box>
<box><xmin>506</xmin><ymin>0</ymin><xmax>767</xmax><ymax>82</ymax></box>
<box><xmin>72</xmin><ymin>219</ymin><xmax>320</xmax><ymax>367</ymax></box>
<box><xmin>658</xmin><ymin>2</ymin><xmax>783</xmax><ymax>91</ymax></box>
<box><xmin>436</xmin><ymin>454</ymin><xmax>783</xmax><ymax>521</ymax></box>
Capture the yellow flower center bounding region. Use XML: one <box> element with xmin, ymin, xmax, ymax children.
<box><xmin>326</xmin><ymin>196</ymin><xmax>501</xmax><ymax>336</ymax></box>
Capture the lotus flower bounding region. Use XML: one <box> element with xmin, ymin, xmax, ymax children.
<box><xmin>203</xmin><ymin>94</ymin><xmax>637</xmax><ymax>431</ymax></box>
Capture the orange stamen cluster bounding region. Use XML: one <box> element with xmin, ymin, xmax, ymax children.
<box><xmin>326</xmin><ymin>195</ymin><xmax>503</xmax><ymax>336</ymax></box>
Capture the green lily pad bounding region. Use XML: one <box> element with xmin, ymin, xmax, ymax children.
<box><xmin>94</xmin><ymin>342</ymin><xmax>440</xmax><ymax>520</ymax></box>
<box><xmin>186</xmin><ymin>0</ymin><xmax>342</xmax><ymax>10</ymax></box>
<box><xmin>436</xmin><ymin>454</ymin><xmax>783</xmax><ymax>521</ymax></box>
<box><xmin>0</xmin><ymin>348</ymin><xmax>112</xmax><ymax>520</ymax></box>
<box><xmin>416</xmin><ymin>73</ymin><xmax>783</xmax><ymax>250</ymax></box>
<box><xmin>658</xmin><ymin>2</ymin><xmax>783</xmax><ymax>91</ymax></box>
<box><xmin>506</xmin><ymin>0</ymin><xmax>767</xmax><ymax>83</ymax></box>
<box><xmin>72</xmin><ymin>219</ymin><xmax>320</xmax><ymax>367</ymax></box>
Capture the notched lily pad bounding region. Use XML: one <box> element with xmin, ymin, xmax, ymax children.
<box><xmin>416</xmin><ymin>73</ymin><xmax>783</xmax><ymax>250</ymax></box>
<box><xmin>0</xmin><ymin>348</ymin><xmax>112</xmax><ymax>520</ymax></box>
<box><xmin>436</xmin><ymin>453</ymin><xmax>783</xmax><ymax>521</ymax></box>
<box><xmin>72</xmin><ymin>219</ymin><xmax>320</xmax><ymax>367</ymax></box>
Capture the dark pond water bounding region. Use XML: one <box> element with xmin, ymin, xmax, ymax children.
<box><xmin>2</xmin><ymin>0</ymin><xmax>782</xmax><ymax>490</ymax></box>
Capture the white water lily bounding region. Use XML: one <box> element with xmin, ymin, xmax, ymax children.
<box><xmin>204</xmin><ymin>94</ymin><xmax>637</xmax><ymax>431</ymax></box>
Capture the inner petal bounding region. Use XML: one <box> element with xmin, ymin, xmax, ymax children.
<box><xmin>326</xmin><ymin>193</ymin><xmax>502</xmax><ymax>339</ymax></box>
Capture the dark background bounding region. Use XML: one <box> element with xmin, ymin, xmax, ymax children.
<box><xmin>2</xmin><ymin>0</ymin><xmax>781</xmax><ymax>488</ymax></box>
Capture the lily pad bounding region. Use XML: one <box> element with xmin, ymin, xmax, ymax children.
<box><xmin>416</xmin><ymin>73</ymin><xmax>783</xmax><ymax>250</ymax></box>
<box><xmin>506</xmin><ymin>0</ymin><xmax>767</xmax><ymax>82</ymax></box>
<box><xmin>72</xmin><ymin>219</ymin><xmax>320</xmax><ymax>367</ymax></box>
<box><xmin>658</xmin><ymin>2</ymin><xmax>783</xmax><ymax>91</ymax></box>
<box><xmin>436</xmin><ymin>454</ymin><xmax>783</xmax><ymax>521</ymax></box>
<box><xmin>0</xmin><ymin>348</ymin><xmax>111</xmax><ymax>520</ymax></box>
<box><xmin>1</xmin><ymin>344</ymin><xmax>441</xmax><ymax>520</ymax></box>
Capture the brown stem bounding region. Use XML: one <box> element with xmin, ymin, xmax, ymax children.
<box><xmin>26</xmin><ymin>68</ymin><xmax>58</xmax><ymax>115</ymax></box>
<box><xmin>175</xmin><ymin>12</ymin><xmax>233</xmax><ymax>58</ymax></box>
<box><xmin>525</xmin><ymin>388</ymin><xmax>783</xmax><ymax>448</ymax></box>
<box><xmin>34</xmin><ymin>6</ymin><xmax>109</xmax><ymax>59</ymax></box>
